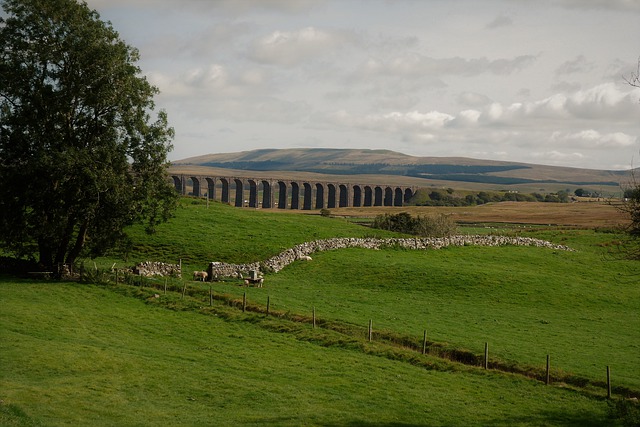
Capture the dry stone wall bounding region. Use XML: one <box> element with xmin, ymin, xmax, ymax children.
<box><xmin>206</xmin><ymin>235</ymin><xmax>573</xmax><ymax>280</ymax></box>
<box><xmin>133</xmin><ymin>261</ymin><xmax>181</xmax><ymax>277</ymax></box>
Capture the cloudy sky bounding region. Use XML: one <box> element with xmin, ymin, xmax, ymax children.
<box><xmin>84</xmin><ymin>0</ymin><xmax>640</xmax><ymax>170</ymax></box>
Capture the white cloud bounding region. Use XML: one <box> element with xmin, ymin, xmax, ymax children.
<box><xmin>326</xmin><ymin>110</ymin><xmax>455</xmax><ymax>134</ymax></box>
<box><xmin>556</xmin><ymin>55</ymin><xmax>595</xmax><ymax>75</ymax></box>
<box><xmin>322</xmin><ymin>83</ymin><xmax>639</xmax><ymax>133</ymax></box>
<box><xmin>81</xmin><ymin>0</ymin><xmax>640</xmax><ymax>170</ymax></box>
<box><xmin>357</xmin><ymin>54</ymin><xmax>537</xmax><ymax>78</ymax></box>
<box><xmin>486</xmin><ymin>13</ymin><xmax>514</xmax><ymax>29</ymax></box>
<box><xmin>450</xmin><ymin>109</ymin><xmax>482</xmax><ymax>127</ymax></box>
<box><xmin>150</xmin><ymin>63</ymin><xmax>272</xmax><ymax>99</ymax></box>
<box><xmin>88</xmin><ymin>0</ymin><xmax>321</xmax><ymax>13</ymax></box>
<box><xmin>550</xmin><ymin>81</ymin><xmax>582</xmax><ymax>93</ymax></box>
<box><xmin>549</xmin><ymin>130</ymin><xmax>637</xmax><ymax>148</ymax></box>
<box><xmin>457</xmin><ymin>92</ymin><xmax>492</xmax><ymax>107</ymax></box>
<box><xmin>249</xmin><ymin>27</ymin><xmax>351</xmax><ymax>67</ymax></box>
<box><xmin>468</xmin><ymin>83</ymin><xmax>640</xmax><ymax>124</ymax></box>
<box><xmin>549</xmin><ymin>0</ymin><xmax>640</xmax><ymax>12</ymax></box>
<box><xmin>531</xmin><ymin>150</ymin><xmax>585</xmax><ymax>163</ymax></box>
<box><xmin>564</xmin><ymin>83</ymin><xmax>640</xmax><ymax>120</ymax></box>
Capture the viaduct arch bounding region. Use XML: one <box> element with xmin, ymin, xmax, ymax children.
<box><xmin>170</xmin><ymin>174</ymin><xmax>417</xmax><ymax>209</ymax></box>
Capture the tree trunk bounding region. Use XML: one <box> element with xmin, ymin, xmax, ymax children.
<box><xmin>54</xmin><ymin>217</ymin><xmax>76</xmax><ymax>268</ymax></box>
<box><xmin>38</xmin><ymin>238</ymin><xmax>54</xmax><ymax>272</ymax></box>
<box><xmin>65</xmin><ymin>219</ymin><xmax>89</xmax><ymax>267</ymax></box>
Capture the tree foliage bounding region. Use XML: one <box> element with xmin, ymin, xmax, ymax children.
<box><xmin>616</xmin><ymin>58</ymin><xmax>640</xmax><ymax>260</ymax></box>
<box><xmin>372</xmin><ymin>212</ymin><xmax>458</xmax><ymax>238</ymax></box>
<box><xmin>0</xmin><ymin>0</ymin><xmax>177</xmax><ymax>273</ymax></box>
<box><xmin>409</xmin><ymin>188</ymin><xmax>577</xmax><ymax>207</ymax></box>
<box><xmin>617</xmin><ymin>170</ymin><xmax>640</xmax><ymax>260</ymax></box>
<box><xmin>623</xmin><ymin>57</ymin><xmax>640</xmax><ymax>93</ymax></box>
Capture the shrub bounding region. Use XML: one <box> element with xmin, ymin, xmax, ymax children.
<box><xmin>372</xmin><ymin>212</ymin><xmax>415</xmax><ymax>234</ymax></box>
<box><xmin>372</xmin><ymin>212</ymin><xmax>457</xmax><ymax>237</ymax></box>
<box><xmin>414</xmin><ymin>214</ymin><xmax>458</xmax><ymax>238</ymax></box>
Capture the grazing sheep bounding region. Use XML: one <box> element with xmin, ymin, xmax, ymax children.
<box><xmin>193</xmin><ymin>271</ymin><xmax>208</xmax><ymax>282</ymax></box>
<box><xmin>243</xmin><ymin>277</ymin><xmax>264</xmax><ymax>288</ymax></box>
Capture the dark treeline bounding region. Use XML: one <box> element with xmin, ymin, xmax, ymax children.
<box><xmin>411</xmin><ymin>189</ymin><xmax>572</xmax><ymax>207</ymax></box>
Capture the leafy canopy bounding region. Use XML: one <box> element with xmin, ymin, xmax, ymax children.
<box><xmin>372</xmin><ymin>212</ymin><xmax>458</xmax><ymax>237</ymax></box>
<box><xmin>0</xmin><ymin>0</ymin><xmax>177</xmax><ymax>272</ymax></box>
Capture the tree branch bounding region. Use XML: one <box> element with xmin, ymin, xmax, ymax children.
<box><xmin>624</xmin><ymin>57</ymin><xmax>640</xmax><ymax>89</ymax></box>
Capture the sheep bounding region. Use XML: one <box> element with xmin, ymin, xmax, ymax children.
<box><xmin>243</xmin><ymin>277</ymin><xmax>264</xmax><ymax>288</ymax></box>
<box><xmin>193</xmin><ymin>271</ymin><xmax>208</xmax><ymax>282</ymax></box>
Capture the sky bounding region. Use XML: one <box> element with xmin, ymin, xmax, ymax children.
<box><xmin>83</xmin><ymin>0</ymin><xmax>640</xmax><ymax>170</ymax></box>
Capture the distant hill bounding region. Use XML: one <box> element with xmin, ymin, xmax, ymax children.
<box><xmin>172</xmin><ymin>148</ymin><xmax>635</xmax><ymax>194</ymax></box>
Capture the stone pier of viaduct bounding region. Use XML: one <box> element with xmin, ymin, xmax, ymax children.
<box><xmin>170</xmin><ymin>174</ymin><xmax>417</xmax><ymax>209</ymax></box>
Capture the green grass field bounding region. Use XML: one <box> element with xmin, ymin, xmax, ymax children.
<box><xmin>0</xmin><ymin>280</ymin><xmax>617</xmax><ymax>426</ymax></box>
<box><xmin>2</xmin><ymin>198</ymin><xmax>638</xmax><ymax>426</ymax></box>
<box><xmin>110</xmin><ymin>199</ymin><xmax>398</xmax><ymax>268</ymax></box>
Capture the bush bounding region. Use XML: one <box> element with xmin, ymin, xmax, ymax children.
<box><xmin>414</xmin><ymin>214</ymin><xmax>458</xmax><ymax>238</ymax></box>
<box><xmin>372</xmin><ymin>212</ymin><xmax>457</xmax><ymax>237</ymax></box>
<box><xmin>372</xmin><ymin>212</ymin><xmax>415</xmax><ymax>234</ymax></box>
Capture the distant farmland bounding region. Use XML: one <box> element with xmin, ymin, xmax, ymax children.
<box><xmin>318</xmin><ymin>201</ymin><xmax>627</xmax><ymax>229</ymax></box>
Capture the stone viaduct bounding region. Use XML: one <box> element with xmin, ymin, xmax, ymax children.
<box><xmin>170</xmin><ymin>174</ymin><xmax>418</xmax><ymax>209</ymax></box>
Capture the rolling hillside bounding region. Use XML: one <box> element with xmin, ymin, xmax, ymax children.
<box><xmin>172</xmin><ymin>148</ymin><xmax>635</xmax><ymax>194</ymax></box>
<box><xmin>3</xmin><ymin>199</ymin><xmax>638</xmax><ymax>425</ymax></box>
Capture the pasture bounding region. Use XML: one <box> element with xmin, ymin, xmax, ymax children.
<box><xmin>1</xmin><ymin>198</ymin><xmax>638</xmax><ymax>426</ymax></box>
<box><xmin>1</xmin><ymin>280</ymin><xmax>614</xmax><ymax>426</ymax></box>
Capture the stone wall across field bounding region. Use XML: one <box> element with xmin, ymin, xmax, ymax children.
<box><xmin>206</xmin><ymin>261</ymin><xmax>261</xmax><ymax>281</ymax></box>
<box><xmin>133</xmin><ymin>261</ymin><xmax>181</xmax><ymax>278</ymax></box>
<box><xmin>205</xmin><ymin>235</ymin><xmax>574</xmax><ymax>280</ymax></box>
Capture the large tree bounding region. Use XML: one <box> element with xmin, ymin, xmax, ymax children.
<box><xmin>618</xmin><ymin>58</ymin><xmax>640</xmax><ymax>260</ymax></box>
<box><xmin>0</xmin><ymin>0</ymin><xmax>177</xmax><ymax>273</ymax></box>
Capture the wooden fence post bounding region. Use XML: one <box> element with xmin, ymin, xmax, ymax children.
<box><xmin>266</xmin><ymin>296</ymin><xmax>270</xmax><ymax>315</ymax></box>
<box><xmin>181</xmin><ymin>282</ymin><xmax>186</xmax><ymax>299</ymax></box>
<box><xmin>313</xmin><ymin>307</ymin><xmax>316</xmax><ymax>329</ymax></box>
<box><xmin>484</xmin><ymin>342</ymin><xmax>489</xmax><ymax>369</ymax></box>
<box><xmin>607</xmin><ymin>366</ymin><xmax>612</xmax><ymax>399</ymax></box>
<box><xmin>242</xmin><ymin>292</ymin><xmax>247</xmax><ymax>312</ymax></box>
<box><xmin>209</xmin><ymin>286</ymin><xmax>213</xmax><ymax>306</ymax></box>
<box><xmin>422</xmin><ymin>330</ymin><xmax>427</xmax><ymax>355</ymax></box>
<box><xmin>368</xmin><ymin>319</ymin><xmax>373</xmax><ymax>342</ymax></box>
<box><xmin>164</xmin><ymin>277</ymin><xmax>167</xmax><ymax>295</ymax></box>
<box><xmin>546</xmin><ymin>354</ymin><xmax>550</xmax><ymax>385</ymax></box>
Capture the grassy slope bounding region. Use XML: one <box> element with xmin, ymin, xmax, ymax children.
<box><xmin>114</xmin><ymin>200</ymin><xmax>639</xmax><ymax>390</ymax></box>
<box><xmin>2</xmin><ymin>198</ymin><xmax>638</xmax><ymax>425</ymax></box>
<box><xmin>221</xmin><ymin>242</ymin><xmax>639</xmax><ymax>390</ymax></box>
<box><xmin>0</xmin><ymin>280</ymin><xmax>613</xmax><ymax>426</ymax></box>
<box><xmin>109</xmin><ymin>199</ymin><xmax>397</xmax><ymax>269</ymax></box>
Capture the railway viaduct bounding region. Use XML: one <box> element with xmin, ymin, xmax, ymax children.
<box><xmin>170</xmin><ymin>174</ymin><xmax>418</xmax><ymax>209</ymax></box>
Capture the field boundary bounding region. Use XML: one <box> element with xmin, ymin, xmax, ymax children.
<box><xmin>102</xmin><ymin>276</ymin><xmax>639</xmax><ymax>401</ymax></box>
<box><xmin>203</xmin><ymin>235</ymin><xmax>574</xmax><ymax>278</ymax></box>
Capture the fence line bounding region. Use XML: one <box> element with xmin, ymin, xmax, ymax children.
<box><xmin>107</xmin><ymin>272</ymin><xmax>625</xmax><ymax>399</ymax></box>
